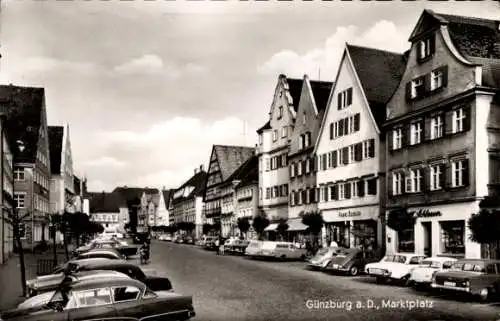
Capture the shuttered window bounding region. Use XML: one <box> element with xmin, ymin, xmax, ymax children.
<box><xmin>367</xmin><ymin>178</ymin><xmax>377</xmax><ymax>195</ymax></box>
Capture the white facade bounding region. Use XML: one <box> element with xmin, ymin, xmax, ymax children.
<box><xmin>90</xmin><ymin>207</ymin><xmax>129</xmax><ymax>231</ymax></box>
<box><xmin>156</xmin><ymin>192</ymin><xmax>170</xmax><ymax>226</ymax></box>
<box><xmin>315</xmin><ymin>47</ymin><xmax>383</xmax><ymax>249</ymax></box>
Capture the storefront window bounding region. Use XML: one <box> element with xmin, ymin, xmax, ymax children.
<box><xmin>326</xmin><ymin>223</ymin><xmax>349</xmax><ymax>248</ymax></box>
<box><xmin>352</xmin><ymin>220</ymin><xmax>377</xmax><ymax>250</ymax></box>
<box><xmin>397</xmin><ymin>227</ymin><xmax>415</xmax><ymax>253</ymax></box>
<box><xmin>440</xmin><ymin>220</ymin><xmax>465</xmax><ymax>254</ymax></box>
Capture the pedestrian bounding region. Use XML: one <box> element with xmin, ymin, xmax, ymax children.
<box><xmin>219</xmin><ymin>237</ymin><xmax>225</xmax><ymax>255</ymax></box>
<box><xmin>215</xmin><ymin>237</ymin><xmax>220</xmax><ymax>255</ymax></box>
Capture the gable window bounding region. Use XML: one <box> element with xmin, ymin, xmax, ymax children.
<box><xmin>337</xmin><ymin>88</ymin><xmax>353</xmax><ymax>110</ymax></box>
<box><xmin>430</xmin><ymin>164</ymin><xmax>443</xmax><ymax>191</ymax></box>
<box><xmin>281</xmin><ymin>126</ymin><xmax>287</xmax><ymax>138</ymax></box>
<box><xmin>452</xmin><ymin>159</ymin><xmax>468</xmax><ymax>188</ymax></box>
<box><xmin>272</xmin><ymin>130</ymin><xmax>278</xmax><ymax>142</ymax></box>
<box><xmin>417</xmin><ymin>36</ymin><xmax>434</xmax><ymax>61</ymax></box>
<box><xmin>430</xmin><ymin>115</ymin><xmax>443</xmax><ymax>139</ymax></box>
<box><xmin>392</xmin><ymin>128</ymin><xmax>403</xmax><ymax>150</ymax></box>
<box><xmin>453</xmin><ymin>108</ymin><xmax>466</xmax><ymax>133</ymax></box>
<box><xmin>14</xmin><ymin>167</ymin><xmax>25</xmax><ymax>181</ymax></box>
<box><xmin>431</xmin><ymin>69</ymin><xmax>443</xmax><ymax>91</ymax></box>
<box><xmin>410</xmin><ymin>122</ymin><xmax>422</xmax><ymax>145</ymax></box>
<box><xmin>278</xmin><ymin>106</ymin><xmax>283</xmax><ymax>119</ymax></box>
<box><xmin>410</xmin><ymin>77</ymin><xmax>425</xmax><ymax>99</ymax></box>
<box><xmin>392</xmin><ymin>172</ymin><xmax>403</xmax><ymax>195</ymax></box>
<box><xmin>14</xmin><ymin>192</ymin><xmax>26</xmax><ymax>209</ymax></box>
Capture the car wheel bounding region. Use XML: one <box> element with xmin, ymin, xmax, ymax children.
<box><xmin>300</xmin><ymin>254</ymin><xmax>306</xmax><ymax>261</ymax></box>
<box><xmin>349</xmin><ymin>266</ymin><xmax>359</xmax><ymax>276</ymax></box>
<box><xmin>280</xmin><ymin>255</ymin><xmax>287</xmax><ymax>261</ymax></box>
<box><xmin>478</xmin><ymin>287</ymin><xmax>490</xmax><ymax>302</ymax></box>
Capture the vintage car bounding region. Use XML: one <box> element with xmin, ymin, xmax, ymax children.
<box><xmin>73</xmin><ymin>239</ymin><xmax>138</xmax><ymax>258</ymax></box>
<box><xmin>28</xmin><ymin>259</ymin><xmax>173</xmax><ymax>298</ymax></box>
<box><xmin>76</xmin><ymin>249</ymin><xmax>126</xmax><ymax>261</ymax></box>
<box><xmin>307</xmin><ymin>247</ymin><xmax>342</xmax><ymax>270</ymax></box>
<box><xmin>430</xmin><ymin>259</ymin><xmax>500</xmax><ymax>301</ymax></box>
<box><xmin>408</xmin><ymin>256</ymin><xmax>457</xmax><ymax>290</ymax></box>
<box><xmin>244</xmin><ymin>240</ymin><xmax>264</xmax><ymax>256</ymax></box>
<box><xmin>365</xmin><ymin>253</ymin><xmax>427</xmax><ymax>283</ymax></box>
<box><xmin>325</xmin><ymin>248</ymin><xmax>380</xmax><ymax>276</ymax></box>
<box><xmin>183</xmin><ymin>236</ymin><xmax>194</xmax><ymax>245</ymax></box>
<box><xmin>245</xmin><ymin>241</ymin><xmax>307</xmax><ymax>261</ymax></box>
<box><xmin>1</xmin><ymin>277</ymin><xmax>195</xmax><ymax>321</ymax></box>
<box><xmin>224</xmin><ymin>239</ymin><xmax>250</xmax><ymax>255</ymax></box>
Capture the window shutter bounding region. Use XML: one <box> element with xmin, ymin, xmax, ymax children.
<box><xmin>424</xmin><ymin>73</ymin><xmax>432</xmax><ymax>94</ymax></box>
<box><xmin>401</xmin><ymin>172</ymin><xmax>406</xmax><ymax>194</ymax></box>
<box><xmin>444</xmin><ymin>162</ymin><xmax>452</xmax><ymax>190</ymax></box>
<box><xmin>405</xmin><ymin>82</ymin><xmax>412</xmax><ymax>101</ymax></box>
<box><xmin>388</xmin><ymin>130</ymin><xmax>394</xmax><ymax>151</ymax></box>
<box><xmin>314</xmin><ymin>155</ymin><xmax>319</xmax><ymax>172</ymax></box>
<box><xmin>347</xmin><ymin>88</ymin><xmax>353</xmax><ymax>106</ymax></box>
<box><xmin>463</xmin><ymin>159</ymin><xmax>470</xmax><ymax>187</ymax></box>
<box><xmin>302</xmin><ymin>160</ymin><xmax>307</xmax><ymax>174</ymax></box>
<box><xmin>310</xmin><ymin>188</ymin><xmax>315</xmax><ymax>203</ymax></box>
<box><xmin>289</xmin><ymin>193</ymin><xmax>293</xmax><ymax>206</ymax></box>
<box><xmin>337</xmin><ymin>93</ymin><xmax>342</xmax><ymax>110</ymax></box>
<box><xmin>338</xmin><ymin>119</ymin><xmax>344</xmax><ymax>136</ymax></box>
<box><xmin>444</xmin><ymin>110</ymin><xmax>454</xmax><ymax>135</ymax></box>
<box><xmin>324</xmin><ymin>187</ymin><xmax>329</xmax><ymax>202</ymax></box>
<box><xmin>329</xmin><ymin>123</ymin><xmax>334</xmax><ymax>140</ymax></box>
<box><xmin>424</xmin><ymin>117</ymin><xmax>432</xmax><ymax>141</ymax></box>
<box><xmin>332</xmin><ymin>185</ymin><xmax>338</xmax><ymax>200</ymax></box>
<box><xmin>355</xmin><ymin>143</ymin><xmax>362</xmax><ymax>161</ymax></box>
<box><xmin>368</xmin><ymin>139</ymin><xmax>375</xmax><ymax>158</ymax></box>
<box><xmin>332</xmin><ymin>150</ymin><xmax>338</xmax><ymax>168</ymax></box>
<box><xmin>388</xmin><ymin>173</ymin><xmax>394</xmax><ymax>196</ymax></box>
<box><xmin>322</xmin><ymin>154</ymin><xmax>327</xmax><ymax>170</ymax></box>
<box><xmin>357</xmin><ymin>180</ymin><xmax>365</xmax><ymax>197</ymax></box>
<box><xmin>421</xmin><ymin>167</ymin><xmax>427</xmax><ymax>192</ymax></box>
<box><xmin>289</xmin><ymin>164</ymin><xmax>293</xmax><ymax>177</ymax></box>
<box><xmin>343</xmin><ymin>118</ymin><xmax>349</xmax><ymax>135</ymax></box>
<box><xmin>345</xmin><ymin>183</ymin><xmax>351</xmax><ymax>199</ymax></box>
<box><xmin>302</xmin><ymin>190</ymin><xmax>307</xmax><ymax>203</ymax></box>
<box><xmin>368</xmin><ymin>178</ymin><xmax>377</xmax><ymax>195</ymax></box>
<box><xmin>354</xmin><ymin>113</ymin><xmax>360</xmax><ymax>132</ymax></box>
<box><xmin>463</xmin><ymin>106</ymin><xmax>471</xmax><ymax>132</ymax></box>
<box><xmin>438</xmin><ymin>164</ymin><xmax>445</xmax><ymax>189</ymax></box>
<box><xmin>342</xmin><ymin>147</ymin><xmax>349</xmax><ymax>165</ymax></box>
<box><xmin>402</xmin><ymin>125</ymin><xmax>410</xmax><ymax>147</ymax></box>
<box><xmin>441</xmin><ymin>65</ymin><xmax>448</xmax><ymax>88</ymax></box>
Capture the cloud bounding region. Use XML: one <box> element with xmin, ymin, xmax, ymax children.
<box><xmin>112</xmin><ymin>55</ymin><xmax>209</xmax><ymax>78</ymax></box>
<box><xmin>258</xmin><ymin>21</ymin><xmax>408</xmax><ymax>80</ymax></box>
<box><xmin>14</xmin><ymin>57</ymin><xmax>99</xmax><ymax>75</ymax></box>
<box><xmin>84</xmin><ymin>117</ymin><xmax>256</xmax><ymax>191</ymax></box>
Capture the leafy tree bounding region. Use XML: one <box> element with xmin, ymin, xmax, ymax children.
<box><xmin>276</xmin><ymin>218</ymin><xmax>289</xmax><ymax>241</ymax></box>
<box><xmin>68</xmin><ymin>212</ymin><xmax>90</xmax><ymax>247</ymax></box>
<box><xmin>5</xmin><ymin>210</ymin><xmax>30</xmax><ymax>296</ymax></box>
<box><xmin>237</xmin><ymin>217</ymin><xmax>251</xmax><ymax>238</ymax></box>
<box><xmin>386</xmin><ymin>207</ymin><xmax>415</xmax><ymax>232</ymax></box>
<box><xmin>468</xmin><ymin>209</ymin><xmax>500</xmax><ymax>259</ymax></box>
<box><xmin>252</xmin><ymin>214</ymin><xmax>270</xmax><ymax>240</ymax></box>
<box><xmin>301</xmin><ymin>211</ymin><xmax>324</xmax><ymax>248</ymax></box>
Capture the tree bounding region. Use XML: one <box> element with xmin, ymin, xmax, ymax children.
<box><xmin>386</xmin><ymin>207</ymin><xmax>415</xmax><ymax>232</ymax></box>
<box><xmin>252</xmin><ymin>214</ymin><xmax>269</xmax><ymax>240</ymax></box>
<box><xmin>6</xmin><ymin>210</ymin><xmax>30</xmax><ymax>297</ymax></box>
<box><xmin>202</xmin><ymin>223</ymin><xmax>212</xmax><ymax>235</ymax></box>
<box><xmin>276</xmin><ymin>218</ymin><xmax>289</xmax><ymax>241</ymax></box>
<box><xmin>301</xmin><ymin>211</ymin><xmax>324</xmax><ymax>248</ymax></box>
<box><xmin>67</xmin><ymin>212</ymin><xmax>90</xmax><ymax>247</ymax></box>
<box><xmin>237</xmin><ymin>217</ymin><xmax>250</xmax><ymax>238</ymax></box>
<box><xmin>468</xmin><ymin>209</ymin><xmax>500</xmax><ymax>259</ymax></box>
<box><xmin>184</xmin><ymin>222</ymin><xmax>196</xmax><ymax>235</ymax></box>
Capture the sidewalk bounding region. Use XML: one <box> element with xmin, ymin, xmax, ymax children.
<box><xmin>0</xmin><ymin>248</ymin><xmax>71</xmax><ymax>311</ymax></box>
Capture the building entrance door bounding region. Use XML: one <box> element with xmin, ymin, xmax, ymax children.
<box><xmin>422</xmin><ymin>222</ymin><xmax>432</xmax><ymax>257</ymax></box>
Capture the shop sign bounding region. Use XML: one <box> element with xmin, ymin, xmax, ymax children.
<box><xmin>408</xmin><ymin>209</ymin><xmax>442</xmax><ymax>218</ymax></box>
<box><xmin>338</xmin><ymin>210</ymin><xmax>362</xmax><ymax>218</ymax></box>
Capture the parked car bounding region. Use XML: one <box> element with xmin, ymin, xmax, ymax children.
<box><xmin>244</xmin><ymin>240</ymin><xmax>263</xmax><ymax>256</ymax></box>
<box><xmin>73</xmin><ymin>239</ymin><xmax>138</xmax><ymax>258</ymax></box>
<box><xmin>365</xmin><ymin>253</ymin><xmax>427</xmax><ymax>284</ymax></box>
<box><xmin>325</xmin><ymin>248</ymin><xmax>380</xmax><ymax>276</ymax></box>
<box><xmin>76</xmin><ymin>249</ymin><xmax>126</xmax><ymax>261</ymax></box>
<box><xmin>174</xmin><ymin>235</ymin><xmax>184</xmax><ymax>244</ymax></box>
<box><xmin>307</xmin><ymin>247</ymin><xmax>342</xmax><ymax>270</ymax></box>
<box><xmin>245</xmin><ymin>241</ymin><xmax>307</xmax><ymax>261</ymax></box>
<box><xmin>408</xmin><ymin>256</ymin><xmax>457</xmax><ymax>290</ymax></box>
<box><xmin>158</xmin><ymin>234</ymin><xmax>172</xmax><ymax>242</ymax></box>
<box><xmin>431</xmin><ymin>259</ymin><xmax>500</xmax><ymax>301</ymax></box>
<box><xmin>224</xmin><ymin>239</ymin><xmax>250</xmax><ymax>255</ymax></box>
<box><xmin>1</xmin><ymin>277</ymin><xmax>195</xmax><ymax>321</ymax></box>
<box><xmin>183</xmin><ymin>236</ymin><xmax>194</xmax><ymax>244</ymax></box>
<box><xmin>203</xmin><ymin>236</ymin><xmax>220</xmax><ymax>250</ymax></box>
<box><xmin>27</xmin><ymin>259</ymin><xmax>174</xmax><ymax>298</ymax></box>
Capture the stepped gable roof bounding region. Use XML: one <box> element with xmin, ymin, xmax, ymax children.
<box><xmin>0</xmin><ymin>84</ymin><xmax>45</xmax><ymax>163</ymax></box>
<box><xmin>48</xmin><ymin>126</ymin><xmax>64</xmax><ymax>175</ymax></box>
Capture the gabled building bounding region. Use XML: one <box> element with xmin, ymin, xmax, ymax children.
<box><xmin>384</xmin><ymin>10</ymin><xmax>500</xmax><ymax>259</ymax></box>
<box><xmin>48</xmin><ymin>125</ymin><xmax>76</xmax><ymax>217</ymax></box>
<box><xmin>315</xmin><ymin>44</ymin><xmax>406</xmax><ymax>249</ymax></box>
<box><xmin>112</xmin><ymin>186</ymin><xmax>157</xmax><ymax>233</ymax></box>
<box><xmin>256</xmin><ymin>75</ymin><xmax>302</xmax><ymax>223</ymax></box>
<box><xmin>286</xmin><ymin>76</ymin><xmax>332</xmax><ymax>239</ymax></box>
<box><xmin>1</xmin><ymin>115</ymin><xmax>14</xmax><ymax>263</ymax></box>
<box><xmin>0</xmin><ymin>85</ymin><xmax>51</xmax><ymax>250</ymax></box>
<box><xmin>88</xmin><ymin>192</ymin><xmax>128</xmax><ymax>232</ymax></box>
<box><xmin>73</xmin><ymin>175</ymin><xmax>88</xmax><ymax>214</ymax></box>
<box><xmin>203</xmin><ymin>145</ymin><xmax>254</xmax><ymax>232</ymax></box>
<box><xmin>139</xmin><ymin>189</ymin><xmax>158</xmax><ymax>230</ymax></box>
<box><xmin>232</xmin><ymin>155</ymin><xmax>259</xmax><ymax>239</ymax></box>
<box><xmin>172</xmin><ymin>166</ymin><xmax>207</xmax><ymax>239</ymax></box>
<box><xmin>158</xmin><ymin>189</ymin><xmax>173</xmax><ymax>226</ymax></box>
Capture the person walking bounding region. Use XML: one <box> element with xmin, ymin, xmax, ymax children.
<box><xmin>219</xmin><ymin>236</ymin><xmax>225</xmax><ymax>255</ymax></box>
<box><xmin>215</xmin><ymin>237</ymin><xmax>220</xmax><ymax>255</ymax></box>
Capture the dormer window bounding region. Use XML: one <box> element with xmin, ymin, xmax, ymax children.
<box><xmin>417</xmin><ymin>35</ymin><xmax>435</xmax><ymax>62</ymax></box>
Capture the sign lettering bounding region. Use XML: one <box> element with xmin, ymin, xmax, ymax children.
<box><xmin>408</xmin><ymin>209</ymin><xmax>441</xmax><ymax>218</ymax></box>
<box><xmin>338</xmin><ymin>211</ymin><xmax>361</xmax><ymax>218</ymax></box>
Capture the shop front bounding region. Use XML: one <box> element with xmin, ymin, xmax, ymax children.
<box><xmin>385</xmin><ymin>201</ymin><xmax>481</xmax><ymax>259</ymax></box>
<box><xmin>321</xmin><ymin>205</ymin><xmax>383</xmax><ymax>250</ymax></box>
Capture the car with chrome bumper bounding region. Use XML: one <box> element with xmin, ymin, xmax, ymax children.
<box><xmin>408</xmin><ymin>256</ymin><xmax>457</xmax><ymax>290</ymax></box>
<box><xmin>365</xmin><ymin>253</ymin><xmax>426</xmax><ymax>284</ymax></box>
<box><xmin>431</xmin><ymin>259</ymin><xmax>500</xmax><ymax>301</ymax></box>
<box><xmin>307</xmin><ymin>247</ymin><xmax>342</xmax><ymax>270</ymax></box>
<box><xmin>326</xmin><ymin>248</ymin><xmax>380</xmax><ymax>276</ymax></box>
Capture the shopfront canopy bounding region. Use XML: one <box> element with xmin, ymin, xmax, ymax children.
<box><xmin>287</xmin><ymin>220</ymin><xmax>308</xmax><ymax>232</ymax></box>
<box><xmin>264</xmin><ymin>223</ymin><xmax>278</xmax><ymax>231</ymax></box>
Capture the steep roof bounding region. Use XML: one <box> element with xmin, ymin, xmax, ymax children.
<box><xmin>0</xmin><ymin>84</ymin><xmax>44</xmax><ymax>163</ymax></box>
<box><xmin>256</xmin><ymin>121</ymin><xmax>271</xmax><ymax>134</ymax></box>
<box><xmin>172</xmin><ymin>170</ymin><xmax>207</xmax><ymax>205</ymax></box>
<box><xmin>162</xmin><ymin>189</ymin><xmax>174</xmax><ymax>208</ymax></box>
<box><xmin>112</xmin><ymin>187</ymin><xmax>158</xmax><ymax>206</ymax></box>
<box><xmin>310</xmin><ymin>80</ymin><xmax>334</xmax><ymax>113</ymax></box>
<box><xmin>212</xmin><ymin>145</ymin><xmax>255</xmax><ymax>182</ymax></box>
<box><xmin>285</xmin><ymin>77</ymin><xmax>304</xmax><ymax>112</ymax></box>
<box><xmin>347</xmin><ymin>44</ymin><xmax>407</xmax><ymax>127</ymax></box>
<box><xmin>87</xmin><ymin>192</ymin><xmax>126</xmax><ymax>213</ymax></box>
<box><xmin>48</xmin><ymin>126</ymin><xmax>64</xmax><ymax>175</ymax></box>
<box><xmin>227</xmin><ymin>155</ymin><xmax>258</xmax><ymax>188</ymax></box>
<box><xmin>74</xmin><ymin>175</ymin><xmax>81</xmax><ymax>195</ymax></box>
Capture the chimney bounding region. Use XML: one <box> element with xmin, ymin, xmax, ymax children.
<box><xmin>200</xmin><ymin>164</ymin><xmax>204</xmax><ymax>172</ymax></box>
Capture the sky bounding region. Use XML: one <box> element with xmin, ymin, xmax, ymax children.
<box><xmin>0</xmin><ymin>0</ymin><xmax>498</xmax><ymax>192</ymax></box>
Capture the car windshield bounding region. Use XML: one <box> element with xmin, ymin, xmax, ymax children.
<box><xmin>383</xmin><ymin>255</ymin><xmax>406</xmax><ymax>263</ymax></box>
<box><xmin>420</xmin><ymin>260</ymin><xmax>441</xmax><ymax>268</ymax></box>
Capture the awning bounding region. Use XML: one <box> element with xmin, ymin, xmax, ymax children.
<box><xmin>264</xmin><ymin>223</ymin><xmax>278</xmax><ymax>231</ymax></box>
<box><xmin>287</xmin><ymin>220</ymin><xmax>308</xmax><ymax>231</ymax></box>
